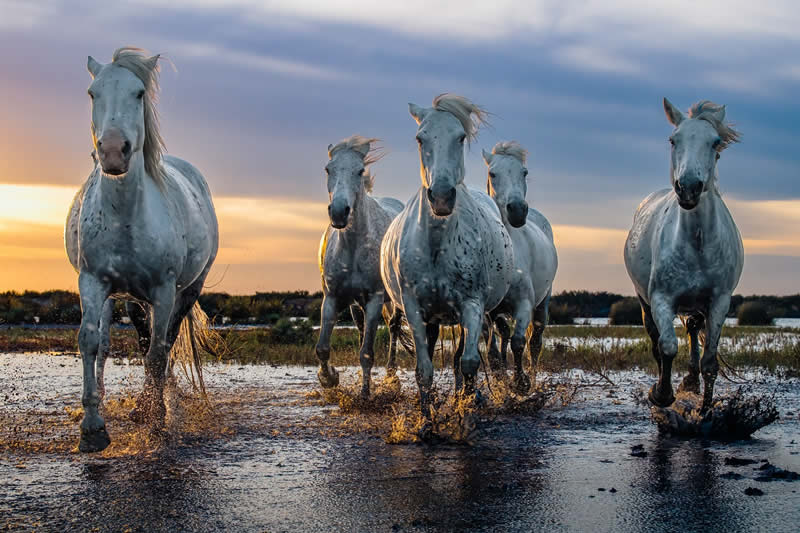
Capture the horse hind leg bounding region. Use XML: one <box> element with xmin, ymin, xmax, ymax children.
<box><xmin>358</xmin><ymin>296</ymin><xmax>383</xmax><ymax>399</ymax></box>
<box><xmin>126</xmin><ymin>301</ymin><xmax>151</xmax><ymax>357</ymax></box>
<box><xmin>678</xmin><ymin>313</ymin><xmax>704</xmax><ymax>394</ymax></box>
<box><xmin>528</xmin><ymin>292</ymin><xmax>550</xmax><ymax>384</ymax></box>
<box><xmin>452</xmin><ymin>326</ymin><xmax>465</xmax><ymax>392</ymax></box>
<box><xmin>699</xmin><ymin>295</ymin><xmax>731</xmax><ymax>413</ymax></box>
<box><xmin>486</xmin><ymin>314</ymin><xmax>509</xmax><ymax>374</ymax></box>
<box><xmin>639</xmin><ymin>296</ymin><xmax>662</xmax><ymax>374</ymax></box>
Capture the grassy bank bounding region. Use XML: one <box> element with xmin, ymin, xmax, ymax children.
<box><xmin>2</xmin><ymin>324</ymin><xmax>798</xmax><ymax>375</ymax></box>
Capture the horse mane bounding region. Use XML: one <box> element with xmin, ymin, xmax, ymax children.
<box><xmin>688</xmin><ymin>100</ymin><xmax>741</xmax><ymax>151</ymax></box>
<box><xmin>111</xmin><ymin>47</ymin><xmax>166</xmax><ymax>184</ymax></box>
<box><xmin>432</xmin><ymin>93</ymin><xmax>489</xmax><ymax>143</ymax></box>
<box><xmin>328</xmin><ymin>135</ymin><xmax>383</xmax><ymax>193</ymax></box>
<box><xmin>491</xmin><ymin>141</ymin><xmax>528</xmax><ymax>164</ymax></box>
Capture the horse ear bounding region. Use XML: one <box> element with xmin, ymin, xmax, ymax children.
<box><xmin>327</xmin><ymin>144</ymin><xmax>334</xmax><ymax>155</ymax></box>
<box><xmin>146</xmin><ymin>54</ymin><xmax>161</xmax><ymax>71</ymax></box>
<box><xmin>482</xmin><ymin>148</ymin><xmax>493</xmax><ymax>165</ymax></box>
<box><xmin>87</xmin><ymin>56</ymin><xmax>102</xmax><ymax>78</ymax></box>
<box><xmin>663</xmin><ymin>97</ymin><xmax>684</xmax><ymax>127</ymax></box>
<box><xmin>409</xmin><ymin>103</ymin><xmax>427</xmax><ymax>124</ymax></box>
<box><xmin>709</xmin><ymin>104</ymin><xmax>726</xmax><ymax>123</ymax></box>
<box><xmin>352</xmin><ymin>142</ymin><xmax>371</xmax><ymax>158</ymax></box>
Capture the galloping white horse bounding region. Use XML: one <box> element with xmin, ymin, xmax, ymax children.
<box><xmin>316</xmin><ymin>136</ymin><xmax>406</xmax><ymax>397</ymax></box>
<box><xmin>482</xmin><ymin>142</ymin><xmax>557</xmax><ymax>394</ymax></box>
<box><xmin>66</xmin><ymin>48</ymin><xmax>219</xmax><ymax>452</ymax></box>
<box><xmin>381</xmin><ymin>94</ymin><xmax>514</xmax><ymax>418</ymax></box>
<box><xmin>624</xmin><ymin>99</ymin><xmax>743</xmax><ymax>412</ymax></box>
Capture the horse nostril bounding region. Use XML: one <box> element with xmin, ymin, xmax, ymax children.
<box><xmin>122</xmin><ymin>141</ymin><xmax>131</xmax><ymax>156</ymax></box>
<box><xmin>446</xmin><ymin>187</ymin><xmax>456</xmax><ymax>202</ymax></box>
<box><xmin>427</xmin><ymin>189</ymin><xmax>435</xmax><ymax>203</ymax></box>
<box><xmin>343</xmin><ymin>206</ymin><xmax>351</xmax><ymax>219</ymax></box>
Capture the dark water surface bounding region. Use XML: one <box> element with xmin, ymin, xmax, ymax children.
<box><xmin>1</xmin><ymin>353</ymin><xmax>798</xmax><ymax>532</ymax></box>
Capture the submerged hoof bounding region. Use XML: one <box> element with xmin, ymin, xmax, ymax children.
<box><xmin>648</xmin><ymin>384</ymin><xmax>675</xmax><ymax>408</ymax></box>
<box><xmin>677</xmin><ymin>375</ymin><xmax>701</xmax><ymax>395</ymax></box>
<box><xmin>318</xmin><ymin>366</ymin><xmax>340</xmax><ymax>388</ymax></box>
<box><xmin>79</xmin><ymin>425</ymin><xmax>111</xmax><ymax>453</ymax></box>
<box><xmin>512</xmin><ymin>372</ymin><xmax>532</xmax><ymax>395</ymax></box>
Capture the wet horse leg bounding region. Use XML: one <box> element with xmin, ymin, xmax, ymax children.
<box><xmin>77</xmin><ymin>272</ymin><xmax>111</xmax><ymax>452</ymax></box>
<box><xmin>678</xmin><ymin>313</ymin><xmax>704</xmax><ymax>394</ymax></box>
<box><xmin>358</xmin><ymin>294</ymin><xmax>383</xmax><ymax>398</ymax></box>
<box><xmin>460</xmin><ymin>301</ymin><xmax>485</xmax><ymax>399</ymax></box>
<box><xmin>96</xmin><ymin>298</ymin><xmax>114</xmax><ymax>401</ymax></box>
<box><xmin>700</xmin><ymin>295</ymin><xmax>730</xmax><ymax>413</ymax></box>
<box><xmin>511</xmin><ymin>300</ymin><xmax>534</xmax><ymax>395</ymax></box>
<box><xmin>315</xmin><ymin>294</ymin><xmax>340</xmax><ymax>388</ymax></box>
<box><xmin>126</xmin><ymin>301</ymin><xmax>151</xmax><ymax>356</ymax></box>
<box><xmin>140</xmin><ymin>283</ymin><xmax>176</xmax><ymax>428</ymax></box>
<box><xmin>528</xmin><ymin>292</ymin><xmax>550</xmax><ymax>384</ymax></box>
<box><xmin>452</xmin><ymin>327</ymin><xmax>465</xmax><ymax>392</ymax></box>
<box><xmin>648</xmin><ymin>293</ymin><xmax>678</xmax><ymax>407</ymax></box>
<box><xmin>350</xmin><ymin>304</ymin><xmax>365</xmax><ymax>347</ymax></box>
<box><xmin>402</xmin><ymin>295</ymin><xmax>433</xmax><ymax>418</ymax></box>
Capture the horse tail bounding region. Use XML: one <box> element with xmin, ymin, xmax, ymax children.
<box><xmin>170</xmin><ymin>302</ymin><xmax>225</xmax><ymax>399</ymax></box>
<box><xmin>383</xmin><ymin>305</ymin><xmax>416</xmax><ymax>356</ymax></box>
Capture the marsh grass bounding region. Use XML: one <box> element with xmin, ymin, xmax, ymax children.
<box><xmin>2</xmin><ymin>324</ymin><xmax>798</xmax><ymax>375</ymax></box>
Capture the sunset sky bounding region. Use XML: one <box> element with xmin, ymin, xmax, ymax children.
<box><xmin>1</xmin><ymin>1</ymin><xmax>799</xmax><ymax>295</ymax></box>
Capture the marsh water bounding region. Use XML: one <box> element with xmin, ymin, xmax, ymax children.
<box><xmin>1</xmin><ymin>352</ymin><xmax>798</xmax><ymax>532</ymax></box>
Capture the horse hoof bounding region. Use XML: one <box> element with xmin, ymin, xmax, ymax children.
<box><xmin>648</xmin><ymin>385</ymin><xmax>675</xmax><ymax>408</ymax></box>
<box><xmin>79</xmin><ymin>425</ymin><xmax>111</xmax><ymax>453</ymax></box>
<box><xmin>318</xmin><ymin>366</ymin><xmax>339</xmax><ymax>388</ymax></box>
<box><xmin>360</xmin><ymin>386</ymin><xmax>370</xmax><ymax>400</ymax></box>
<box><xmin>417</xmin><ymin>421</ymin><xmax>434</xmax><ymax>442</ymax></box>
<box><xmin>513</xmin><ymin>373</ymin><xmax>532</xmax><ymax>395</ymax></box>
<box><xmin>129</xmin><ymin>407</ymin><xmax>145</xmax><ymax>423</ymax></box>
<box><xmin>677</xmin><ymin>376</ymin><xmax>700</xmax><ymax>395</ymax></box>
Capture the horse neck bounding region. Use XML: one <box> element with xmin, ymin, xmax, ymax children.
<box><xmin>98</xmin><ymin>153</ymin><xmax>147</xmax><ymax>219</ymax></box>
<box><xmin>677</xmin><ymin>190</ymin><xmax>721</xmax><ymax>249</ymax></box>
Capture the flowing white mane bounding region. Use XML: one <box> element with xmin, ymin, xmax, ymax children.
<box><xmin>432</xmin><ymin>93</ymin><xmax>489</xmax><ymax>143</ymax></box>
<box><xmin>688</xmin><ymin>100</ymin><xmax>741</xmax><ymax>151</ymax></box>
<box><xmin>491</xmin><ymin>141</ymin><xmax>528</xmax><ymax>164</ymax></box>
<box><xmin>328</xmin><ymin>135</ymin><xmax>383</xmax><ymax>193</ymax></box>
<box><xmin>111</xmin><ymin>47</ymin><xmax>166</xmax><ymax>184</ymax></box>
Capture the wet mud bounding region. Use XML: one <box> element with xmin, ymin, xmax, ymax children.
<box><xmin>1</xmin><ymin>353</ymin><xmax>799</xmax><ymax>532</ymax></box>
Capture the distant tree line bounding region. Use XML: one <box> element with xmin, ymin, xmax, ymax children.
<box><xmin>2</xmin><ymin>289</ymin><xmax>799</xmax><ymax>326</ymax></box>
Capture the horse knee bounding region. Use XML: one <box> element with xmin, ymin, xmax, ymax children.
<box><xmin>79</xmin><ymin>323</ymin><xmax>100</xmax><ymax>357</ymax></box>
<box><xmin>658</xmin><ymin>336</ymin><xmax>678</xmax><ymax>359</ymax></box>
<box><xmin>510</xmin><ymin>333</ymin><xmax>526</xmax><ymax>354</ymax></box>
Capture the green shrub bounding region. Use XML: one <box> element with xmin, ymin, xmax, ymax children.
<box><xmin>737</xmin><ymin>301</ymin><xmax>772</xmax><ymax>326</ymax></box>
<box><xmin>609</xmin><ymin>297</ymin><xmax>642</xmax><ymax>325</ymax></box>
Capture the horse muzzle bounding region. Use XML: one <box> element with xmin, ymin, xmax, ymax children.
<box><xmin>97</xmin><ymin>130</ymin><xmax>132</xmax><ymax>176</ymax></box>
<box><xmin>506</xmin><ymin>200</ymin><xmax>529</xmax><ymax>228</ymax></box>
<box><xmin>328</xmin><ymin>202</ymin><xmax>351</xmax><ymax>229</ymax></box>
<box><xmin>426</xmin><ymin>184</ymin><xmax>456</xmax><ymax>217</ymax></box>
<box><xmin>674</xmin><ymin>177</ymin><xmax>703</xmax><ymax>210</ymax></box>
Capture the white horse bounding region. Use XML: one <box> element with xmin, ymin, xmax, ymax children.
<box><xmin>381</xmin><ymin>94</ymin><xmax>514</xmax><ymax>419</ymax></box>
<box><xmin>316</xmin><ymin>135</ymin><xmax>407</xmax><ymax>397</ymax></box>
<box><xmin>65</xmin><ymin>48</ymin><xmax>219</xmax><ymax>452</ymax></box>
<box><xmin>624</xmin><ymin>99</ymin><xmax>743</xmax><ymax>412</ymax></box>
<box><xmin>482</xmin><ymin>142</ymin><xmax>557</xmax><ymax>394</ymax></box>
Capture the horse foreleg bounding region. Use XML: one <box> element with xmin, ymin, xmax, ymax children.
<box><xmin>460</xmin><ymin>301</ymin><xmax>485</xmax><ymax>399</ymax></box>
<box><xmin>315</xmin><ymin>295</ymin><xmax>340</xmax><ymax>388</ymax></box>
<box><xmin>678</xmin><ymin>313</ymin><xmax>705</xmax><ymax>394</ymax></box>
<box><xmin>96</xmin><ymin>298</ymin><xmax>114</xmax><ymax>401</ymax></box>
<box><xmin>701</xmin><ymin>295</ymin><xmax>730</xmax><ymax>413</ymax></box>
<box><xmin>510</xmin><ymin>300</ymin><xmax>534</xmax><ymax>395</ymax></box>
<box><xmin>648</xmin><ymin>293</ymin><xmax>678</xmax><ymax>407</ymax></box>
<box><xmin>402</xmin><ymin>295</ymin><xmax>433</xmax><ymax>419</ymax></box>
<box><xmin>140</xmin><ymin>283</ymin><xmax>176</xmax><ymax>428</ymax></box>
<box><xmin>358</xmin><ymin>295</ymin><xmax>383</xmax><ymax>398</ymax></box>
<box><xmin>77</xmin><ymin>273</ymin><xmax>111</xmax><ymax>453</ymax></box>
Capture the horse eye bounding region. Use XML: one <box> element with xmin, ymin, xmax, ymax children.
<box><xmin>459</xmin><ymin>134</ymin><xmax>466</xmax><ymax>144</ymax></box>
<box><xmin>489</xmin><ymin>172</ymin><xmax>496</xmax><ymax>179</ymax></box>
<box><xmin>669</xmin><ymin>137</ymin><xmax>675</xmax><ymax>146</ymax></box>
<box><xmin>88</xmin><ymin>90</ymin><xmax>94</xmax><ymax>100</ymax></box>
<box><xmin>712</xmin><ymin>138</ymin><xmax>722</xmax><ymax>148</ymax></box>
<box><xmin>523</xmin><ymin>169</ymin><xmax>529</xmax><ymax>178</ymax></box>
<box><xmin>324</xmin><ymin>167</ymin><xmax>330</xmax><ymax>175</ymax></box>
<box><xmin>415</xmin><ymin>136</ymin><xmax>423</xmax><ymax>145</ymax></box>
<box><xmin>358</xmin><ymin>169</ymin><xmax>365</xmax><ymax>176</ymax></box>
<box><xmin>716</xmin><ymin>153</ymin><xmax>721</xmax><ymax>160</ymax></box>
<box><xmin>136</xmin><ymin>90</ymin><xmax>145</xmax><ymax>100</ymax></box>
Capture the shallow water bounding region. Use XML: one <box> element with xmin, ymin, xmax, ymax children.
<box><xmin>1</xmin><ymin>353</ymin><xmax>798</xmax><ymax>532</ymax></box>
